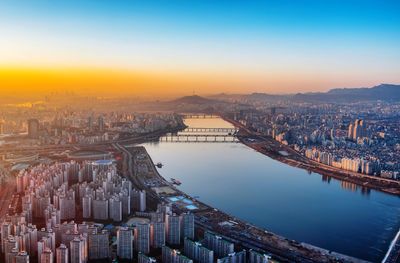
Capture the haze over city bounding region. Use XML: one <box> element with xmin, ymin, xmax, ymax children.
<box><xmin>1</xmin><ymin>1</ymin><xmax>400</xmax><ymax>263</ymax></box>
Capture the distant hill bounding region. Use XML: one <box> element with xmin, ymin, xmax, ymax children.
<box><xmin>293</xmin><ymin>84</ymin><xmax>400</xmax><ymax>102</ymax></box>
<box><xmin>171</xmin><ymin>95</ymin><xmax>217</xmax><ymax>104</ymax></box>
<box><xmin>204</xmin><ymin>84</ymin><xmax>400</xmax><ymax>103</ymax></box>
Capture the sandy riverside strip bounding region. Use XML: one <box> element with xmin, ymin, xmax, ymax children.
<box><xmin>132</xmin><ymin>145</ymin><xmax>368</xmax><ymax>263</ymax></box>
<box><xmin>223</xmin><ymin>117</ymin><xmax>400</xmax><ymax>196</ymax></box>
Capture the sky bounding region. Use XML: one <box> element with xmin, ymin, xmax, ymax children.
<box><xmin>0</xmin><ymin>0</ymin><xmax>399</xmax><ymax>98</ymax></box>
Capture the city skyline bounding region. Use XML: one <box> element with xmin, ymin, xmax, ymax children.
<box><xmin>1</xmin><ymin>0</ymin><xmax>400</xmax><ymax>98</ymax></box>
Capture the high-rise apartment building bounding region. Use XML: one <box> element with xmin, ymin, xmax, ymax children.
<box><xmin>150</xmin><ymin>222</ymin><xmax>165</xmax><ymax>248</ymax></box>
<box><xmin>56</xmin><ymin>243</ymin><xmax>69</xmax><ymax>263</ymax></box>
<box><xmin>117</xmin><ymin>227</ymin><xmax>134</xmax><ymax>260</ymax></box>
<box><xmin>135</xmin><ymin>223</ymin><xmax>150</xmax><ymax>254</ymax></box>
<box><xmin>166</xmin><ymin>214</ymin><xmax>181</xmax><ymax>245</ymax></box>
<box><xmin>162</xmin><ymin>246</ymin><xmax>193</xmax><ymax>263</ymax></box>
<box><xmin>204</xmin><ymin>231</ymin><xmax>234</xmax><ymax>258</ymax></box>
<box><xmin>184</xmin><ymin>238</ymin><xmax>214</xmax><ymax>263</ymax></box>
<box><xmin>181</xmin><ymin>213</ymin><xmax>195</xmax><ymax>240</ymax></box>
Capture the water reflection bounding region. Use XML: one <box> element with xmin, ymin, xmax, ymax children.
<box><xmin>142</xmin><ymin>117</ymin><xmax>400</xmax><ymax>262</ymax></box>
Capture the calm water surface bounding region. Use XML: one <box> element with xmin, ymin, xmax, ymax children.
<box><xmin>142</xmin><ymin>118</ymin><xmax>400</xmax><ymax>262</ymax></box>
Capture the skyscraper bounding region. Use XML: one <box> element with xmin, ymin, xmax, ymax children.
<box><xmin>204</xmin><ymin>231</ymin><xmax>234</xmax><ymax>258</ymax></box>
<box><xmin>70</xmin><ymin>237</ymin><xmax>84</xmax><ymax>263</ymax></box>
<box><xmin>138</xmin><ymin>252</ymin><xmax>157</xmax><ymax>263</ymax></box>
<box><xmin>166</xmin><ymin>214</ymin><xmax>181</xmax><ymax>245</ymax></box>
<box><xmin>181</xmin><ymin>213</ymin><xmax>195</xmax><ymax>240</ymax></box>
<box><xmin>248</xmin><ymin>249</ymin><xmax>271</xmax><ymax>263</ymax></box>
<box><xmin>348</xmin><ymin>119</ymin><xmax>367</xmax><ymax>141</ymax></box>
<box><xmin>15</xmin><ymin>251</ymin><xmax>30</xmax><ymax>263</ymax></box>
<box><xmin>41</xmin><ymin>248</ymin><xmax>54</xmax><ymax>263</ymax></box>
<box><xmin>150</xmin><ymin>222</ymin><xmax>165</xmax><ymax>248</ymax></box>
<box><xmin>135</xmin><ymin>223</ymin><xmax>150</xmax><ymax>254</ymax></box>
<box><xmin>217</xmin><ymin>250</ymin><xmax>246</xmax><ymax>263</ymax></box>
<box><xmin>98</xmin><ymin>116</ymin><xmax>104</xmax><ymax>132</ymax></box>
<box><xmin>117</xmin><ymin>227</ymin><xmax>134</xmax><ymax>260</ymax></box>
<box><xmin>56</xmin><ymin>243</ymin><xmax>69</xmax><ymax>263</ymax></box>
<box><xmin>162</xmin><ymin>246</ymin><xmax>193</xmax><ymax>263</ymax></box>
<box><xmin>88</xmin><ymin>230</ymin><xmax>109</xmax><ymax>260</ymax></box>
<box><xmin>184</xmin><ymin>238</ymin><xmax>214</xmax><ymax>263</ymax></box>
<box><xmin>28</xmin><ymin>119</ymin><xmax>40</xmax><ymax>139</ymax></box>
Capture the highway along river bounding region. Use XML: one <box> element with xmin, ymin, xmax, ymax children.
<box><xmin>142</xmin><ymin>117</ymin><xmax>400</xmax><ymax>262</ymax></box>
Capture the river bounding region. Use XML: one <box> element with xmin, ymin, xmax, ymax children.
<box><xmin>142</xmin><ymin>117</ymin><xmax>400</xmax><ymax>262</ymax></box>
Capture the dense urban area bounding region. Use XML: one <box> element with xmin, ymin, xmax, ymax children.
<box><xmin>1</xmin><ymin>85</ymin><xmax>400</xmax><ymax>263</ymax></box>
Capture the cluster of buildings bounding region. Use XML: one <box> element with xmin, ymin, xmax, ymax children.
<box><xmin>231</xmin><ymin>101</ymin><xmax>400</xmax><ymax>179</ymax></box>
<box><xmin>1</xmin><ymin>156</ymin><xmax>273</xmax><ymax>263</ymax></box>
<box><xmin>305</xmin><ymin>148</ymin><xmax>380</xmax><ymax>175</ymax></box>
<box><xmin>115</xmin><ymin>204</ymin><xmax>196</xmax><ymax>261</ymax></box>
<box><xmin>1</xmin><ymin>159</ymin><xmax>149</xmax><ymax>263</ymax></box>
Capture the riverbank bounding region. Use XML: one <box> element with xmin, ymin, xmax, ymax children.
<box><xmin>124</xmin><ymin>144</ymin><xmax>368</xmax><ymax>263</ymax></box>
<box><xmin>224</xmin><ymin>117</ymin><xmax>400</xmax><ymax>196</ymax></box>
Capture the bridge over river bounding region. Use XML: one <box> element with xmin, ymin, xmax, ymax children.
<box><xmin>160</xmin><ymin>126</ymin><xmax>238</xmax><ymax>143</ymax></box>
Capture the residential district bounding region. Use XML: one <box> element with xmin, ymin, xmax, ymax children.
<box><xmin>1</xmin><ymin>94</ymin><xmax>400</xmax><ymax>263</ymax></box>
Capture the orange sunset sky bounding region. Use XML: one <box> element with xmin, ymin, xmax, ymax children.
<box><xmin>1</xmin><ymin>1</ymin><xmax>399</xmax><ymax>99</ymax></box>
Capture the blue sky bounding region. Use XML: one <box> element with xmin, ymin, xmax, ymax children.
<box><xmin>0</xmin><ymin>0</ymin><xmax>399</xmax><ymax>94</ymax></box>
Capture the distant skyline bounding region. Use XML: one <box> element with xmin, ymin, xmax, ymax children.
<box><xmin>1</xmin><ymin>0</ymin><xmax>399</xmax><ymax>97</ymax></box>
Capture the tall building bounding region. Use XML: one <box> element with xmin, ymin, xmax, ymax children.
<box><xmin>88</xmin><ymin>230</ymin><xmax>109</xmax><ymax>260</ymax></box>
<box><xmin>248</xmin><ymin>249</ymin><xmax>271</xmax><ymax>263</ymax></box>
<box><xmin>0</xmin><ymin>121</ymin><xmax>4</xmax><ymax>135</ymax></box>
<box><xmin>150</xmin><ymin>222</ymin><xmax>165</xmax><ymax>248</ymax></box>
<box><xmin>132</xmin><ymin>190</ymin><xmax>146</xmax><ymax>212</ymax></box>
<box><xmin>138</xmin><ymin>252</ymin><xmax>157</xmax><ymax>263</ymax></box>
<box><xmin>28</xmin><ymin>119</ymin><xmax>40</xmax><ymax>139</ymax></box>
<box><xmin>217</xmin><ymin>250</ymin><xmax>246</xmax><ymax>263</ymax></box>
<box><xmin>135</xmin><ymin>223</ymin><xmax>150</xmax><ymax>254</ymax></box>
<box><xmin>92</xmin><ymin>198</ymin><xmax>109</xmax><ymax>220</ymax></box>
<box><xmin>181</xmin><ymin>213</ymin><xmax>195</xmax><ymax>240</ymax></box>
<box><xmin>56</xmin><ymin>243</ymin><xmax>69</xmax><ymax>263</ymax></box>
<box><xmin>70</xmin><ymin>237</ymin><xmax>84</xmax><ymax>263</ymax></box>
<box><xmin>166</xmin><ymin>214</ymin><xmax>181</xmax><ymax>245</ymax></box>
<box><xmin>82</xmin><ymin>195</ymin><xmax>92</xmax><ymax>219</ymax></box>
<box><xmin>87</xmin><ymin>116</ymin><xmax>93</xmax><ymax>131</ymax></box>
<box><xmin>117</xmin><ymin>227</ymin><xmax>134</xmax><ymax>260</ymax></box>
<box><xmin>15</xmin><ymin>251</ymin><xmax>30</xmax><ymax>263</ymax></box>
<box><xmin>1</xmin><ymin>222</ymin><xmax>12</xmax><ymax>253</ymax></box>
<box><xmin>348</xmin><ymin>119</ymin><xmax>367</xmax><ymax>141</ymax></box>
<box><xmin>41</xmin><ymin>248</ymin><xmax>54</xmax><ymax>263</ymax></box>
<box><xmin>184</xmin><ymin>238</ymin><xmax>214</xmax><ymax>263</ymax></box>
<box><xmin>109</xmin><ymin>196</ymin><xmax>122</xmax><ymax>222</ymax></box>
<box><xmin>98</xmin><ymin>116</ymin><xmax>105</xmax><ymax>132</ymax></box>
<box><xmin>204</xmin><ymin>231</ymin><xmax>234</xmax><ymax>258</ymax></box>
<box><xmin>162</xmin><ymin>246</ymin><xmax>193</xmax><ymax>263</ymax></box>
